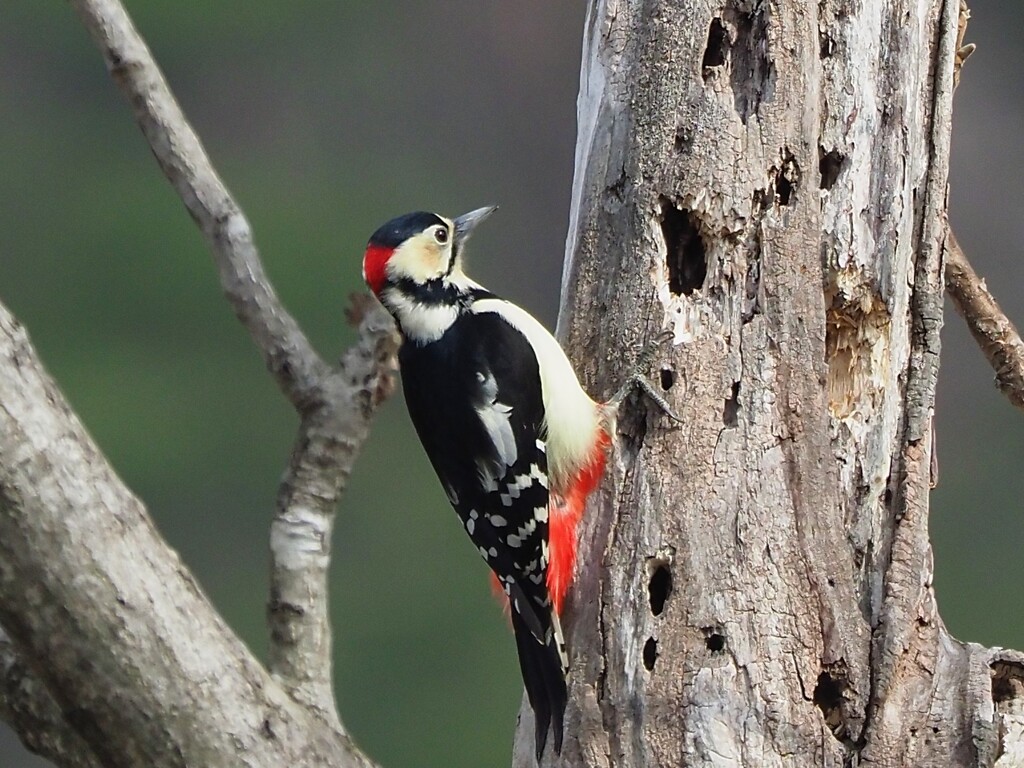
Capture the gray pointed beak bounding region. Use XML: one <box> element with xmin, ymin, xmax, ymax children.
<box><xmin>453</xmin><ymin>205</ymin><xmax>498</xmax><ymax>246</ymax></box>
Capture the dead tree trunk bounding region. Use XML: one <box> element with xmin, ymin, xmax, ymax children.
<box><xmin>513</xmin><ymin>0</ymin><xmax>1024</xmax><ymax>765</ymax></box>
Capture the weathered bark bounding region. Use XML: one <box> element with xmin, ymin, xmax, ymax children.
<box><xmin>0</xmin><ymin>625</ymin><xmax>102</xmax><ymax>768</ymax></box>
<box><xmin>4</xmin><ymin>0</ymin><xmax>1023</xmax><ymax>765</ymax></box>
<box><xmin>511</xmin><ymin>0</ymin><xmax>1024</xmax><ymax>765</ymax></box>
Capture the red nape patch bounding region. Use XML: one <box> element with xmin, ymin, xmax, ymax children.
<box><xmin>362</xmin><ymin>245</ymin><xmax>393</xmax><ymax>295</ymax></box>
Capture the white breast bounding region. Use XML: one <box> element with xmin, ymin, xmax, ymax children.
<box><xmin>383</xmin><ymin>288</ymin><xmax>458</xmax><ymax>344</ymax></box>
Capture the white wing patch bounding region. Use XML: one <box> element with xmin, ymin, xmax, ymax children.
<box><xmin>474</xmin><ymin>369</ymin><xmax>517</xmax><ymax>488</ymax></box>
<box><xmin>471</xmin><ymin>299</ymin><xmax>601</xmax><ymax>489</ymax></box>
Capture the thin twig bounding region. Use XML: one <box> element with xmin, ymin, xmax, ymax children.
<box><xmin>953</xmin><ymin>0</ymin><xmax>975</xmax><ymax>92</ymax></box>
<box><xmin>944</xmin><ymin>4</ymin><xmax>1024</xmax><ymax>411</ymax></box>
<box><xmin>69</xmin><ymin>0</ymin><xmax>329</xmax><ymax>411</ymax></box>
<box><xmin>945</xmin><ymin>228</ymin><xmax>1024</xmax><ymax>412</ymax></box>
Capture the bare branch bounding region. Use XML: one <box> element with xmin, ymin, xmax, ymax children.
<box><xmin>68</xmin><ymin>0</ymin><xmax>329</xmax><ymax>411</ymax></box>
<box><xmin>944</xmin><ymin>228</ymin><xmax>1024</xmax><ymax>412</ymax></box>
<box><xmin>0</xmin><ymin>625</ymin><xmax>102</xmax><ymax>768</ymax></box>
<box><xmin>269</xmin><ymin>297</ymin><xmax>399</xmax><ymax>721</ymax></box>
<box><xmin>0</xmin><ymin>302</ymin><xmax>377</xmax><ymax>768</ymax></box>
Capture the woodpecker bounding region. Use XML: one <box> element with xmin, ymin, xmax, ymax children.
<box><xmin>363</xmin><ymin>207</ymin><xmax>609</xmax><ymax>760</ymax></box>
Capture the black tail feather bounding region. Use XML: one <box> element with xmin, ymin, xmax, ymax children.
<box><xmin>511</xmin><ymin>610</ymin><xmax>567</xmax><ymax>762</ymax></box>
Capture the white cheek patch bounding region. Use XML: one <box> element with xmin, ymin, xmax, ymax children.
<box><xmin>386</xmin><ymin>234</ymin><xmax>451</xmax><ymax>285</ymax></box>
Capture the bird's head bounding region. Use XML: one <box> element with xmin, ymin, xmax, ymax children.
<box><xmin>362</xmin><ymin>206</ymin><xmax>496</xmax><ymax>296</ymax></box>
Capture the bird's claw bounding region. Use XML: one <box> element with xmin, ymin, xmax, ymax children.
<box><xmin>609</xmin><ymin>331</ymin><xmax>683</xmax><ymax>424</ymax></box>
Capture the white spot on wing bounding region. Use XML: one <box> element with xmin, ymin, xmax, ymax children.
<box><xmin>496</xmin><ymin>471</ymin><xmax>541</xmax><ymax>508</ymax></box>
<box><xmin>475</xmin><ymin>369</ymin><xmax>517</xmax><ymax>487</ymax></box>
<box><xmin>551</xmin><ymin>612</ymin><xmax>568</xmax><ymax>670</ymax></box>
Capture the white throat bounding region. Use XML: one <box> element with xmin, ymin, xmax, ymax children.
<box><xmin>382</xmin><ymin>269</ymin><xmax>486</xmax><ymax>344</ymax></box>
<box><xmin>383</xmin><ymin>288</ymin><xmax>459</xmax><ymax>344</ymax></box>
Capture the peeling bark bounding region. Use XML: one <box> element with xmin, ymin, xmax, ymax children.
<box><xmin>3</xmin><ymin>0</ymin><xmax>1021</xmax><ymax>765</ymax></box>
<box><xmin>517</xmin><ymin>0</ymin><xmax>1024</xmax><ymax>765</ymax></box>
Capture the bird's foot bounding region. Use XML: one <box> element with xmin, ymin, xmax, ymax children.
<box><xmin>608</xmin><ymin>330</ymin><xmax>683</xmax><ymax>424</ymax></box>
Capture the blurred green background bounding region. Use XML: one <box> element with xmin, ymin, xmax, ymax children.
<box><xmin>0</xmin><ymin>2</ymin><xmax>1020</xmax><ymax>766</ymax></box>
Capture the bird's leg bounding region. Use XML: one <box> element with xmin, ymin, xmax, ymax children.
<box><xmin>608</xmin><ymin>330</ymin><xmax>683</xmax><ymax>424</ymax></box>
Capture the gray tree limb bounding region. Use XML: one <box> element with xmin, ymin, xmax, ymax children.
<box><xmin>268</xmin><ymin>296</ymin><xmax>399</xmax><ymax>725</ymax></box>
<box><xmin>69</xmin><ymin>0</ymin><xmax>327</xmax><ymax>408</ymax></box>
<box><xmin>0</xmin><ymin>625</ymin><xmax>102</xmax><ymax>768</ymax></box>
<box><xmin>0</xmin><ymin>302</ymin><xmax>378</xmax><ymax>768</ymax></box>
<box><xmin>0</xmin><ymin>0</ymin><xmax>399</xmax><ymax>761</ymax></box>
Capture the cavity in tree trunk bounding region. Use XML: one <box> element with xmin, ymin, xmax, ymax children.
<box><xmin>510</xmin><ymin>0</ymin><xmax>1024</xmax><ymax>765</ymax></box>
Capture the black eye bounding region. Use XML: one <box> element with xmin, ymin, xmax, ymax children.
<box><xmin>433</xmin><ymin>226</ymin><xmax>449</xmax><ymax>244</ymax></box>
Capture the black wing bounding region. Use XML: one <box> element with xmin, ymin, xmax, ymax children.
<box><xmin>399</xmin><ymin>309</ymin><xmax>566</xmax><ymax>758</ymax></box>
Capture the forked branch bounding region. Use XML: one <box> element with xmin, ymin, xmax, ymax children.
<box><xmin>67</xmin><ymin>0</ymin><xmax>401</xmax><ymax>727</ymax></box>
<box><xmin>0</xmin><ymin>302</ymin><xmax>376</xmax><ymax>768</ymax></box>
<box><xmin>0</xmin><ymin>0</ymin><xmax>397</xmax><ymax>762</ymax></box>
